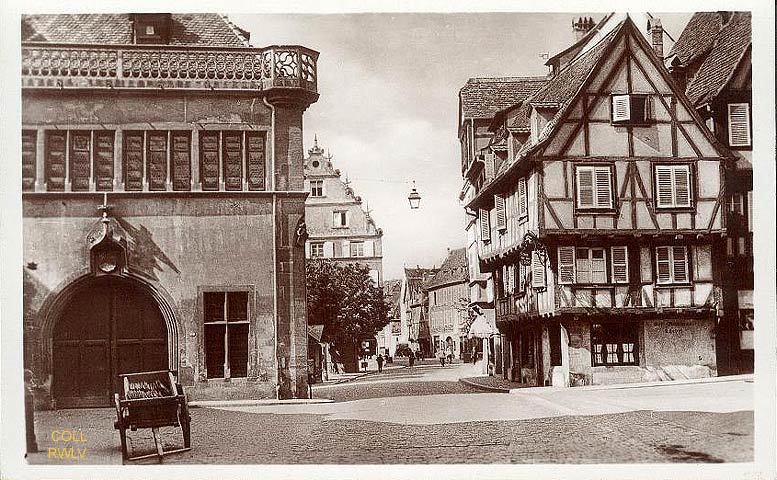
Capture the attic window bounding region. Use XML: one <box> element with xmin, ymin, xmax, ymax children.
<box><xmin>132</xmin><ymin>13</ymin><xmax>172</xmax><ymax>44</ymax></box>
<box><xmin>611</xmin><ymin>94</ymin><xmax>649</xmax><ymax>124</ymax></box>
<box><xmin>145</xmin><ymin>25</ymin><xmax>155</xmax><ymax>35</ymax></box>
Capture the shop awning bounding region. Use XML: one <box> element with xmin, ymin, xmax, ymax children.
<box><xmin>468</xmin><ymin>311</ymin><xmax>497</xmax><ymax>338</ymax></box>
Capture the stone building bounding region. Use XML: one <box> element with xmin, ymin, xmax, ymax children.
<box><xmin>397</xmin><ymin>267</ymin><xmax>438</xmax><ymax>357</ymax></box>
<box><xmin>425</xmin><ymin>248</ymin><xmax>469</xmax><ymax>359</ymax></box>
<box><xmin>459</xmin><ymin>14</ymin><xmax>733</xmax><ymax>387</ymax></box>
<box><xmin>666</xmin><ymin>12</ymin><xmax>753</xmax><ymax>374</ymax></box>
<box><xmin>21</xmin><ymin>13</ymin><xmax>319</xmax><ymax>406</ymax></box>
<box><xmin>302</xmin><ymin>139</ymin><xmax>383</xmax><ymax>285</ymax></box>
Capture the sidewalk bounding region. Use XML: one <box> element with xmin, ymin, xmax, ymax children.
<box><xmin>459</xmin><ymin>372</ymin><xmax>754</xmax><ymax>393</ymax></box>
<box><xmin>321</xmin><ymin>363</ymin><xmax>405</xmax><ymax>385</ymax></box>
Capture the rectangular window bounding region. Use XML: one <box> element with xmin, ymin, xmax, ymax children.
<box><xmin>611</xmin><ymin>94</ymin><xmax>649</xmax><ymax>124</ymax></box>
<box><xmin>45</xmin><ymin>131</ymin><xmax>67</xmax><ymax>191</ymax></box>
<box><xmin>483</xmin><ymin>152</ymin><xmax>495</xmax><ymax>180</ymax></box>
<box><xmin>94</xmin><ymin>131</ymin><xmax>115</xmax><ymax>191</ymax></box>
<box><xmin>727</xmin><ymin>103</ymin><xmax>751</xmax><ymax>147</ymax></box>
<box><xmin>494</xmin><ymin>194</ymin><xmax>507</xmax><ymax>232</ymax></box>
<box><xmin>246</xmin><ymin>132</ymin><xmax>266</xmax><ymax>191</ymax></box>
<box><xmin>350</xmin><ymin>241</ymin><xmax>365</xmax><ymax>257</ymax></box>
<box><xmin>558</xmin><ymin>246</ymin><xmax>616</xmax><ymax>284</ymax></box>
<box><xmin>655</xmin><ymin>246</ymin><xmax>689</xmax><ymax>285</ymax></box>
<box><xmin>21</xmin><ymin>130</ymin><xmax>37</xmax><ymax>191</ymax></box>
<box><xmin>333</xmin><ymin>210</ymin><xmax>348</xmax><ymax>228</ymax></box>
<box><xmin>123</xmin><ymin>131</ymin><xmax>144</xmax><ymax>191</ymax></box>
<box><xmin>222</xmin><ymin>132</ymin><xmax>243</xmax><ymax>191</ymax></box>
<box><xmin>69</xmin><ymin>131</ymin><xmax>91</xmax><ymax>191</ymax></box>
<box><xmin>591</xmin><ymin>323</ymin><xmax>639</xmax><ymax>366</ymax></box>
<box><xmin>479</xmin><ymin>208</ymin><xmax>491</xmax><ymax>242</ymax></box>
<box><xmin>531</xmin><ymin>250</ymin><xmax>546</xmax><ymax>288</ymax></box>
<box><xmin>610</xmin><ymin>246</ymin><xmax>629</xmax><ymax>283</ymax></box>
<box><xmin>199</xmin><ymin>132</ymin><xmax>220</xmax><ymax>191</ymax></box>
<box><xmin>310</xmin><ymin>242</ymin><xmax>324</xmax><ymax>258</ymax></box>
<box><xmin>655</xmin><ymin>165</ymin><xmax>691</xmax><ymax>208</ymax></box>
<box><xmin>203</xmin><ymin>291</ymin><xmax>250</xmax><ymax>379</ymax></box>
<box><xmin>576</xmin><ymin>165</ymin><xmax>612</xmax><ymax>209</ymax></box>
<box><xmin>310</xmin><ymin>180</ymin><xmax>324</xmax><ymax>197</ymax></box>
<box><xmin>517</xmin><ymin>177</ymin><xmax>528</xmax><ymax>220</ymax></box>
<box><xmin>147</xmin><ymin>131</ymin><xmax>168</xmax><ymax>191</ymax></box>
<box><xmin>171</xmin><ymin>131</ymin><xmax>191</xmax><ymax>191</ymax></box>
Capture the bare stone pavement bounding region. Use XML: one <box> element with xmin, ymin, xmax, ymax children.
<box><xmin>26</xmin><ymin>362</ymin><xmax>753</xmax><ymax>465</ymax></box>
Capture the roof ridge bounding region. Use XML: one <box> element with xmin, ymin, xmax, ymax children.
<box><xmin>467</xmin><ymin>76</ymin><xmax>548</xmax><ymax>83</ymax></box>
<box><xmin>218</xmin><ymin>14</ymin><xmax>252</xmax><ymax>47</ymax></box>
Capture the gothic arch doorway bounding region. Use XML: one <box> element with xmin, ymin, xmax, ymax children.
<box><xmin>51</xmin><ymin>276</ymin><xmax>169</xmax><ymax>408</ymax></box>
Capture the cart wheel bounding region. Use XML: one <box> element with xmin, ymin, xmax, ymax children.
<box><xmin>114</xmin><ymin>394</ymin><xmax>128</xmax><ymax>461</ymax></box>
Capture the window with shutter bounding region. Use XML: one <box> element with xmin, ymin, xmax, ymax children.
<box><xmin>557</xmin><ymin>246</ymin><xmax>575</xmax><ymax>284</ymax></box>
<box><xmin>655</xmin><ymin>246</ymin><xmax>689</xmax><ymax>284</ymax></box>
<box><xmin>531</xmin><ymin>251</ymin><xmax>546</xmax><ymax>288</ymax></box>
<box><xmin>517</xmin><ymin>177</ymin><xmax>528</xmax><ymax>219</ymax></box>
<box><xmin>611</xmin><ymin>246</ymin><xmax>629</xmax><ymax>283</ymax></box>
<box><xmin>655</xmin><ymin>165</ymin><xmax>691</xmax><ymax>208</ymax></box>
<box><xmin>171</xmin><ymin>131</ymin><xmax>191</xmax><ymax>191</ymax></box>
<box><xmin>611</xmin><ymin>94</ymin><xmax>648</xmax><ymax>124</ymax></box>
<box><xmin>480</xmin><ymin>208</ymin><xmax>491</xmax><ymax>242</ymax></box>
<box><xmin>147</xmin><ymin>131</ymin><xmax>168</xmax><ymax>191</ymax></box>
<box><xmin>123</xmin><ymin>131</ymin><xmax>144</xmax><ymax>191</ymax></box>
<box><xmin>576</xmin><ymin>166</ymin><xmax>612</xmax><ymax>209</ymax></box>
<box><xmin>494</xmin><ymin>194</ymin><xmax>507</xmax><ymax>232</ymax></box>
<box><xmin>22</xmin><ymin>130</ymin><xmax>37</xmax><ymax>191</ymax></box>
<box><xmin>483</xmin><ymin>153</ymin><xmax>495</xmax><ymax>180</ymax></box>
<box><xmin>222</xmin><ymin>132</ymin><xmax>243</xmax><ymax>191</ymax></box>
<box><xmin>199</xmin><ymin>132</ymin><xmax>220</xmax><ymax>191</ymax></box>
<box><xmin>591</xmin><ymin>249</ymin><xmax>606</xmax><ymax>283</ymax></box>
<box><xmin>45</xmin><ymin>131</ymin><xmax>67</xmax><ymax>191</ymax></box>
<box><xmin>727</xmin><ymin>103</ymin><xmax>751</xmax><ymax>147</ymax></box>
<box><xmin>576</xmin><ymin>248</ymin><xmax>591</xmax><ymax>284</ymax></box>
<box><xmin>611</xmin><ymin>95</ymin><xmax>631</xmax><ymax>122</ymax></box>
<box><xmin>69</xmin><ymin>131</ymin><xmax>91</xmax><ymax>191</ymax></box>
<box><xmin>246</xmin><ymin>132</ymin><xmax>266</xmax><ymax>191</ymax></box>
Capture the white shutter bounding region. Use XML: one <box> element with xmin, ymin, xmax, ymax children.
<box><xmin>483</xmin><ymin>153</ymin><xmax>495</xmax><ymax>180</ymax></box>
<box><xmin>479</xmin><ymin>208</ymin><xmax>491</xmax><ymax>242</ymax></box>
<box><xmin>575</xmin><ymin>248</ymin><xmax>591</xmax><ymax>284</ymax></box>
<box><xmin>305</xmin><ymin>241</ymin><xmax>311</xmax><ymax>258</ymax></box>
<box><xmin>655</xmin><ymin>166</ymin><xmax>674</xmax><ymax>208</ymax></box>
<box><xmin>591</xmin><ymin>248</ymin><xmax>606</xmax><ymax>283</ymax></box>
<box><xmin>672</xmin><ymin>246</ymin><xmax>689</xmax><ymax>283</ymax></box>
<box><xmin>323</xmin><ymin>241</ymin><xmax>334</xmax><ymax>258</ymax></box>
<box><xmin>673</xmin><ymin>166</ymin><xmax>691</xmax><ymax>207</ymax></box>
<box><xmin>558</xmin><ymin>246</ymin><xmax>575</xmax><ymax>284</ymax></box>
<box><xmin>342</xmin><ymin>240</ymin><xmax>350</xmax><ymax>258</ymax></box>
<box><xmin>494</xmin><ymin>194</ymin><xmax>507</xmax><ymax>231</ymax></box>
<box><xmin>611</xmin><ymin>246</ymin><xmax>629</xmax><ymax>283</ymax></box>
<box><xmin>747</xmin><ymin>191</ymin><xmax>753</xmax><ymax>232</ymax></box>
<box><xmin>518</xmin><ymin>178</ymin><xmax>528</xmax><ymax>218</ymax></box>
<box><xmin>576</xmin><ymin>167</ymin><xmax>595</xmax><ymax>208</ymax></box>
<box><xmin>364</xmin><ymin>240</ymin><xmax>374</xmax><ymax>257</ymax></box>
<box><xmin>612</xmin><ymin>95</ymin><xmax>631</xmax><ymax>122</ymax></box>
<box><xmin>531</xmin><ymin>250</ymin><xmax>546</xmax><ymax>288</ymax></box>
<box><xmin>727</xmin><ymin>103</ymin><xmax>751</xmax><ymax>147</ymax></box>
<box><xmin>655</xmin><ymin>246</ymin><xmax>671</xmax><ymax>284</ymax></box>
<box><xmin>594</xmin><ymin>167</ymin><xmax>612</xmax><ymax>208</ymax></box>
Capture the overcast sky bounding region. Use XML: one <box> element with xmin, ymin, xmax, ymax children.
<box><xmin>232</xmin><ymin>12</ymin><xmax>692</xmax><ymax>280</ymax></box>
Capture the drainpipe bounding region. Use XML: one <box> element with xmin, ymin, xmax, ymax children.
<box><xmin>263</xmin><ymin>95</ymin><xmax>279</xmax><ymax>399</ymax></box>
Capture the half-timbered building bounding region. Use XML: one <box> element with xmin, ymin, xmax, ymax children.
<box><xmin>666</xmin><ymin>12</ymin><xmax>753</xmax><ymax>374</ymax></box>
<box><xmin>465</xmin><ymin>15</ymin><xmax>733</xmax><ymax>387</ymax></box>
<box><xmin>21</xmin><ymin>14</ymin><xmax>319</xmax><ymax>406</ymax></box>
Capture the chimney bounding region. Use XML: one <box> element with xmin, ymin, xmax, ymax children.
<box><xmin>648</xmin><ymin>17</ymin><xmax>664</xmax><ymax>60</ymax></box>
<box><xmin>572</xmin><ymin>16</ymin><xmax>595</xmax><ymax>41</ymax></box>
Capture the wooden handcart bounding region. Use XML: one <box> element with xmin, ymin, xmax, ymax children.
<box><xmin>113</xmin><ymin>370</ymin><xmax>191</xmax><ymax>462</ymax></box>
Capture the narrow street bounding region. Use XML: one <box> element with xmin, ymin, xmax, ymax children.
<box><xmin>27</xmin><ymin>363</ymin><xmax>753</xmax><ymax>464</ymax></box>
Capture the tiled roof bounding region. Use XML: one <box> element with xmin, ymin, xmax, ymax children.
<box><xmin>21</xmin><ymin>14</ymin><xmax>250</xmax><ymax>47</ymax></box>
<box><xmin>425</xmin><ymin>248</ymin><xmax>468</xmax><ymax>290</ymax></box>
<box><xmin>666</xmin><ymin>12</ymin><xmax>725</xmax><ymax>67</ymax></box>
<box><xmin>460</xmin><ymin>77</ymin><xmax>547</xmax><ymax>120</ymax></box>
<box><xmin>683</xmin><ymin>12</ymin><xmax>751</xmax><ymax>106</ymax></box>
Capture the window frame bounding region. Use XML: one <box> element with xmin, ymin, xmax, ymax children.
<box><xmin>332</xmin><ymin>210</ymin><xmax>349</xmax><ymax>228</ymax></box>
<box><xmin>310</xmin><ymin>241</ymin><xmax>325</xmax><ymax>258</ymax></box>
<box><xmin>610</xmin><ymin>93</ymin><xmax>650</xmax><ymax>125</ymax></box>
<box><xmin>309</xmin><ymin>179</ymin><xmax>325</xmax><ymax>198</ymax></box>
<box><xmin>574</xmin><ymin>164</ymin><xmax>615</xmax><ymax>212</ymax></box>
<box><xmin>654</xmin><ymin>245</ymin><xmax>691</xmax><ymax>285</ymax></box>
<box><xmin>591</xmin><ymin>322</ymin><xmax>639</xmax><ymax>367</ymax></box>
<box><xmin>727</xmin><ymin>102</ymin><xmax>752</xmax><ymax>148</ymax></box>
<box><xmin>200</xmin><ymin>286</ymin><xmax>252</xmax><ymax>380</ymax></box>
<box><xmin>557</xmin><ymin>246</ymin><xmax>612</xmax><ymax>285</ymax></box>
<box><xmin>517</xmin><ymin>177</ymin><xmax>529</xmax><ymax>223</ymax></box>
<box><xmin>350</xmin><ymin>241</ymin><xmax>365</xmax><ymax>258</ymax></box>
<box><xmin>653</xmin><ymin>163</ymin><xmax>693</xmax><ymax>210</ymax></box>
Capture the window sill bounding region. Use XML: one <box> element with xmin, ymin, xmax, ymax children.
<box><xmin>654</xmin><ymin>206</ymin><xmax>695</xmax><ymax>213</ymax></box>
<box><xmin>653</xmin><ymin>283</ymin><xmax>693</xmax><ymax>289</ymax></box>
<box><xmin>574</xmin><ymin>208</ymin><xmax>617</xmax><ymax>215</ymax></box>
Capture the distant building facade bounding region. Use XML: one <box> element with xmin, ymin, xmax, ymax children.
<box><xmin>21</xmin><ymin>13</ymin><xmax>319</xmax><ymax>406</ymax></box>
<box><xmin>425</xmin><ymin>248</ymin><xmax>469</xmax><ymax>359</ymax></box>
<box><xmin>377</xmin><ymin>279</ymin><xmax>402</xmax><ymax>358</ymax></box>
<box><xmin>399</xmin><ymin>267</ymin><xmax>438</xmax><ymax>356</ymax></box>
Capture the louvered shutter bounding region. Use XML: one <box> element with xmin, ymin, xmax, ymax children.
<box><xmin>342</xmin><ymin>240</ymin><xmax>351</xmax><ymax>258</ymax></box>
<box><xmin>591</xmin><ymin>248</ymin><xmax>606</xmax><ymax>283</ymax></box>
<box><xmin>727</xmin><ymin>103</ymin><xmax>751</xmax><ymax>147</ymax></box>
<box><xmin>518</xmin><ymin>178</ymin><xmax>528</xmax><ymax>218</ymax></box>
<box><xmin>558</xmin><ymin>246</ymin><xmax>575</xmax><ymax>284</ymax></box>
<box><xmin>576</xmin><ymin>167</ymin><xmax>595</xmax><ymax>208</ymax></box>
<box><xmin>612</xmin><ymin>95</ymin><xmax>631</xmax><ymax>122</ymax></box>
<box><xmin>480</xmin><ymin>208</ymin><xmax>491</xmax><ymax>242</ymax></box>
<box><xmin>673</xmin><ymin>166</ymin><xmax>691</xmax><ymax>207</ymax></box>
<box><xmin>611</xmin><ymin>246</ymin><xmax>629</xmax><ymax>283</ymax></box>
<box><xmin>323</xmin><ymin>241</ymin><xmax>334</xmax><ymax>258</ymax></box>
<box><xmin>365</xmin><ymin>240</ymin><xmax>374</xmax><ymax>257</ymax></box>
<box><xmin>672</xmin><ymin>246</ymin><xmax>689</xmax><ymax>283</ymax></box>
<box><xmin>655</xmin><ymin>166</ymin><xmax>674</xmax><ymax>208</ymax></box>
<box><xmin>655</xmin><ymin>246</ymin><xmax>671</xmax><ymax>284</ymax></box>
<box><xmin>21</xmin><ymin>131</ymin><xmax>37</xmax><ymax>191</ymax></box>
<box><xmin>483</xmin><ymin>153</ymin><xmax>495</xmax><ymax>180</ymax></box>
<box><xmin>494</xmin><ymin>194</ymin><xmax>507</xmax><ymax>231</ymax></box>
<box><xmin>531</xmin><ymin>251</ymin><xmax>546</xmax><ymax>288</ymax></box>
<box><xmin>594</xmin><ymin>167</ymin><xmax>612</xmax><ymax>208</ymax></box>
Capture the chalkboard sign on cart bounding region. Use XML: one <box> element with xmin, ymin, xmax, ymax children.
<box><xmin>113</xmin><ymin>370</ymin><xmax>191</xmax><ymax>462</ymax></box>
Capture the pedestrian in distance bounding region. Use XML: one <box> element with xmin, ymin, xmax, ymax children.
<box><xmin>437</xmin><ymin>348</ymin><xmax>445</xmax><ymax>367</ymax></box>
<box><xmin>472</xmin><ymin>345</ymin><xmax>478</xmax><ymax>365</ymax></box>
<box><xmin>408</xmin><ymin>350</ymin><xmax>415</xmax><ymax>368</ymax></box>
<box><xmin>376</xmin><ymin>354</ymin><xmax>384</xmax><ymax>373</ymax></box>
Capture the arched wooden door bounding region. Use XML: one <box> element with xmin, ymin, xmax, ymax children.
<box><xmin>52</xmin><ymin>277</ymin><xmax>168</xmax><ymax>408</ymax></box>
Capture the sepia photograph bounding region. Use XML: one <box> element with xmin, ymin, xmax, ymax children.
<box><xmin>1</xmin><ymin>1</ymin><xmax>775</xmax><ymax>479</ymax></box>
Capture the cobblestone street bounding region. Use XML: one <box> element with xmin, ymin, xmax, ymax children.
<box><xmin>27</xmin><ymin>364</ymin><xmax>753</xmax><ymax>464</ymax></box>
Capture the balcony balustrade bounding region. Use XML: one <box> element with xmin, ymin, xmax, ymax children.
<box><xmin>21</xmin><ymin>43</ymin><xmax>318</xmax><ymax>95</ymax></box>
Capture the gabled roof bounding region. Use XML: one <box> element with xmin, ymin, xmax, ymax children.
<box><xmin>666</xmin><ymin>12</ymin><xmax>725</xmax><ymax>68</ymax></box>
<box><xmin>545</xmin><ymin>13</ymin><xmax>615</xmax><ymax>66</ymax></box>
<box><xmin>459</xmin><ymin>77</ymin><xmax>547</xmax><ymax>121</ymax></box>
<box><xmin>425</xmin><ymin>248</ymin><xmax>468</xmax><ymax>290</ymax></box>
<box><xmin>21</xmin><ymin>14</ymin><xmax>250</xmax><ymax>47</ymax></box>
<box><xmin>681</xmin><ymin>12</ymin><xmax>751</xmax><ymax>106</ymax></box>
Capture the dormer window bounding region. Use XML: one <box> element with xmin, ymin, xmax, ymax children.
<box><xmin>131</xmin><ymin>13</ymin><xmax>172</xmax><ymax>44</ymax></box>
<box><xmin>145</xmin><ymin>25</ymin><xmax>155</xmax><ymax>36</ymax></box>
<box><xmin>611</xmin><ymin>94</ymin><xmax>649</xmax><ymax>124</ymax></box>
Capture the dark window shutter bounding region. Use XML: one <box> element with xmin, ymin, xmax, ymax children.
<box><xmin>123</xmin><ymin>132</ymin><xmax>144</xmax><ymax>191</ymax></box>
<box><xmin>199</xmin><ymin>132</ymin><xmax>220</xmax><ymax>191</ymax></box>
<box><xmin>171</xmin><ymin>131</ymin><xmax>191</xmax><ymax>191</ymax></box>
<box><xmin>94</xmin><ymin>131</ymin><xmax>115</xmax><ymax>191</ymax></box>
<box><xmin>246</xmin><ymin>132</ymin><xmax>266</xmax><ymax>191</ymax></box>
<box><xmin>69</xmin><ymin>131</ymin><xmax>91</xmax><ymax>191</ymax></box>
<box><xmin>21</xmin><ymin>130</ymin><xmax>36</xmax><ymax>191</ymax></box>
<box><xmin>222</xmin><ymin>132</ymin><xmax>243</xmax><ymax>191</ymax></box>
<box><xmin>147</xmin><ymin>131</ymin><xmax>168</xmax><ymax>191</ymax></box>
<box><xmin>479</xmin><ymin>208</ymin><xmax>491</xmax><ymax>242</ymax></box>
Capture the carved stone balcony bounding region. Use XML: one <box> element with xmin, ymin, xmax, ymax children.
<box><xmin>21</xmin><ymin>43</ymin><xmax>318</xmax><ymax>97</ymax></box>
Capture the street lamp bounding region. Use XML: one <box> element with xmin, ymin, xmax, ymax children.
<box><xmin>407</xmin><ymin>181</ymin><xmax>421</xmax><ymax>209</ymax></box>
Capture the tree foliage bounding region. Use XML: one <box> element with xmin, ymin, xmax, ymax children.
<box><xmin>306</xmin><ymin>259</ymin><xmax>391</xmax><ymax>348</ymax></box>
